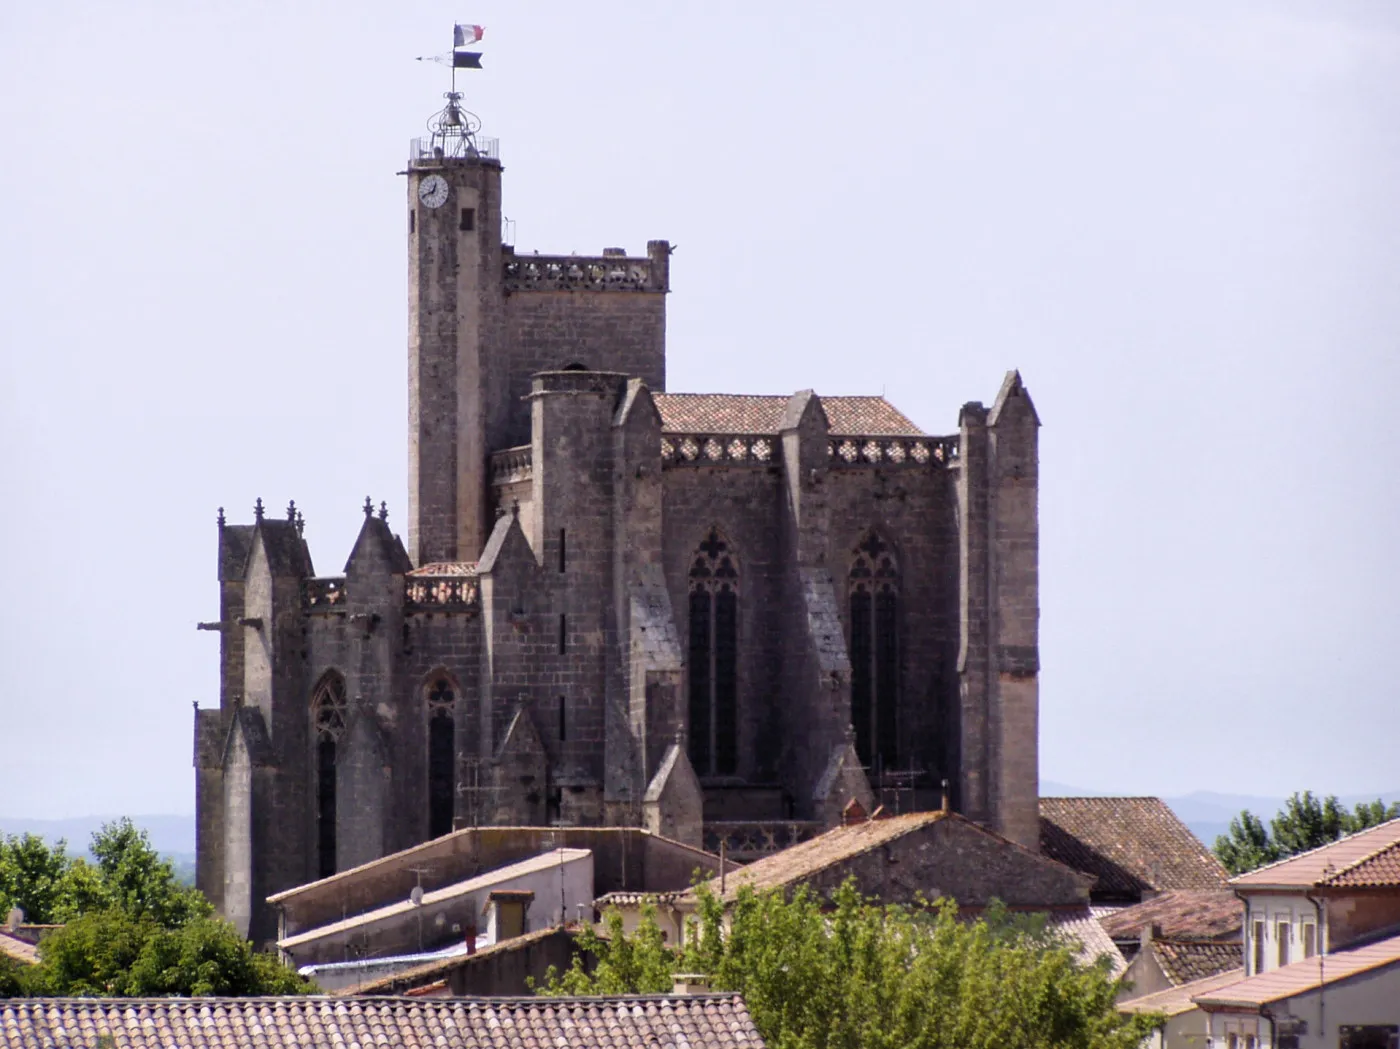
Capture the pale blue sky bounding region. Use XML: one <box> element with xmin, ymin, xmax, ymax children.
<box><xmin>1</xmin><ymin>2</ymin><xmax>1397</xmax><ymax>818</ymax></box>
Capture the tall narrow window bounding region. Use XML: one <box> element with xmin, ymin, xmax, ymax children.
<box><xmin>558</xmin><ymin>614</ymin><xmax>567</xmax><ymax>654</ymax></box>
<box><xmin>311</xmin><ymin>673</ymin><xmax>347</xmax><ymax>879</ymax></box>
<box><xmin>849</xmin><ymin>533</ymin><xmax>899</xmax><ymax>771</ymax></box>
<box><xmin>558</xmin><ymin>695</ymin><xmax>567</xmax><ymax>741</ymax></box>
<box><xmin>1277</xmin><ymin>921</ymin><xmax>1291</xmax><ymax>968</ymax></box>
<box><xmin>688</xmin><ymin>528</ymin><xmax>739</xmax><ymax>776</ymax></box>
<box><xmin>559</xmin><ymin>529</ymin><xmax>567</xmax><ymax>573</ymax></box>
<box><xmin>426</xmin><ymin>678</ymin><xmax>457</xmax><ymax>839</ymax></box>
<box><xmin>1252</xmin><ymin>920</ymin><xmax>1266</xmax><ymax>974</ymax></box>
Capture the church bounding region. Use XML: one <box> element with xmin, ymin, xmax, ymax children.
<box><xmin>193</xmin><ymin>93</ymin><xmax>1042</xmax><ymax>943</ymax></box>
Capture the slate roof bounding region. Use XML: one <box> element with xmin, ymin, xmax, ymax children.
<box><xmin>1193</xmin><ymin>932</ymin><xmax>1400</xmax><ymax>1008</ymax></box>
<box><xmin>1153</xmin><ymin>940</ymin><xmax>1245</xmax><ymax>985</ymax></box>
<box><xmin>1099</xmin><ymin>890</ymin><xmax>1242</xmax><ymax>942</ymax></box>
<box><xmin>0</xmin><ymin>995</ymin><xmax>766</xmax><ymax>1049</ymax></box>
<box><xmin>1039</xmin><ymin>798</ymin><xmax>1229</xmax><ymax>899</ymax></box>
<box><xmin>652</xmin><ymin>393</ymin><xmax>924</xmax><ymax>436</ymax></box>
<box><xmin>1120</xmin><ymin>967</ymin><xmax>1246</xmax><ymax>1017</ymax></box>
<box><xmin>1230</xmin><ymin>818</ymin><xmax>1400</xmax><ymax>890</ymax></box>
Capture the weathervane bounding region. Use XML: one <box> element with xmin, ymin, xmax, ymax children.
<box><xmin>415</xmin><ymin>22</ymin><xmax>487</xmax><ymax>159</ymax></box>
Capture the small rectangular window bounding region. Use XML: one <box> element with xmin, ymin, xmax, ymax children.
<box><xmin>559</xmin><ymin>528</ymin><xmax>566</xmax><ymax>573</ymax></box>
<box><xmin>409</xmin><ymin>210</ymin><xmax>416</xmax><ymax>233</ymax></box>
<box><xmin>1277</xmin><ymin>921</ymin><xmax>1291</xmax><ymax>968</ymax></box>
<box><xmin>1302</xmin><ymin>922</ymin><xmax>1317</xmax><ymax>958</ymax></box>
<box><xmin>1252</xmin><ymin>920</ymin><xmax>1266</xmax><ymax>974</ymax></box>
<box><xmin>460</xmin><ymin>207</ymin><xmax>475</xmax><ymax>231</ymax></box>
<box><xmin>558</xmin><ymin>695</ymin><xmax>566</xmax><ymax>741</ymax></box>
<box><xmin>558</xmin><ymin>613</ymin><xmax>566</xmax><ymax>655</ymax></box>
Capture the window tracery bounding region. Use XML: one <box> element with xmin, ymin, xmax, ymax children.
<box><xmin>849</xmin><ymin>533</ymin><xmax>899</xmax><ymax>772</ymax></box>
<box><xmin>426</xmin><ymin>677</ymin><xmax>457</xmax><ymax>839</ymax></box>
<box><xmin>310</xmin><ymin>672</ymin><xmax>347</xmax><ymax>879</ymax></box>
<box><xmin>688</xmin><ymin>528</ymin><xmax>739</xmax><ymax>776</ymax></box>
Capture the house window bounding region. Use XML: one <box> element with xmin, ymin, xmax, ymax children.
<box><xmin>849</xmin><ymin>532</ymin><xmax>899</xmax><ymax>771</ymax></box>
<box><xmin>1276</xmin><ymin>920</ymin><xmax>1291</xmax><ymax>967</ymax></box>
<box><xmin>311</xmin><ymin>672</ymin><xmax>348</xmax><ymax>879</ymax></box>
<box><xmin>687</xmin><ymin>528</ymin><xmax>738</xmax><ymax>776</ymax></box>
<box><xmin>1302</xmin><ymin>921</ymin><xmax>1316</xmax><ymax>958</ymax></box>
<box><xmin>1339</xmin><ymin>1026</ymin><xmax>1400</xmax><ymax>1049</ymax></box>
<box><xmin>426</xmin><ymin>678</ymin><xmax>456</xmax><ymax>839</ymax></box>
<box><xmin>1252</xmin><ymin>919</ymin><xmax>1265</xmax><ymax>974</ymax></box>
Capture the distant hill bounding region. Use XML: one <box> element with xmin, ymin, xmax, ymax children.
<box><xmin>0</xmin><ymin>814</ymin><xmax>196</xmax><ymax>885</ymax></box>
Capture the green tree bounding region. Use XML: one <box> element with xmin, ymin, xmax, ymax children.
<box><xmin>0</xmin><ymin>834</ymin><xmax>70</xmax><ymax>924</ymax></box>
<box><xmin>1214</xmin><ymin>793</ymin><xmax>1400</xmax><ymax>875</ymax></box>
<box><xmin>538</xmin><ymin>881</ymin><xmax>1157</xmax><ymax>1049</ymax></box>
<box><xmin>76</xmin><ymin>819</ymin><xmax>210</xmax><ymax>927</ymax></box>
<box><xmin>13</xmin><ymin>911</ymin><xmax>314</xmax><ymax>998</ymax></box>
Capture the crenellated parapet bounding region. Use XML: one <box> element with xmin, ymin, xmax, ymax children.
<box><xmin>502</xmin><ymin>242</ymin><xmax>670</xmax><ymax>294</ymax></box>
<box><xmin>661</xmin><ymin>433</ymin><xmax>777</xmax><ymax>468</ymax></box>
<box><xmin>827</xmin><ymin>434</ymin><xmax>959</xmax><ymax>467</ymax></box>
<box><xmin>404</xmin><ymin>564</ymin><xmax>480</xmax><ymax>614</ymax></box>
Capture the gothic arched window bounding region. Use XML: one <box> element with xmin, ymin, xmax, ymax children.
<box><xmin>426</xmin><ymin>677</ymin><xmax>457</xmax><ymax>838</ymax></box>
<box><xmin>850</xmin><ymin>533</ymin><xmax>899</xmax><ymax>773</ymax></box>
<box><xmin>688</xmin><ymin>528</ymin><xmax>739</xmax><ymax>776</ymax></box>
<box><xmin>310</xmin><ymin>672</ymin><xmax>347</xmax><ymax>879</ymax></box>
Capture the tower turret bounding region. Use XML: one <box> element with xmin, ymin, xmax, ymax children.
<box><xmin>407</xmin><ymin>94</ymin><xmax>503</xmax><ymax>565</ymax></box>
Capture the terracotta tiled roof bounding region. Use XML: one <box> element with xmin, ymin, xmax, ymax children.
<box><xmin>0</xmin><ymin>932</ymin><xmax>36</xmax><ymax>966</ymax></box>
<box><xmin>0</xmin><ymin>995</ymin><xmax>767</xmax><ymax>1049</ymax></box>
<box><xmin>1231</xmin><ymin>818</ymin><xmax>1400</xmax><ymax>890</ymax></box>
<box><xmin>652</xmin><ymin>393</ymin><xmax>924</xmax><ymax>436</ymax></box>
<box><xmin>1153</xmin><ymin>940</ymin><xmax>1244</xmax><ymax>985</ymax></box>
<box><xmin>1120</xmin><ymin>967</ymin><xmax>1245</xmax><ymax>1017</ymax></box>
<box><xmin>1046</xmin><ymin>908</ymin><xmax>1127</xmax><ymax>976</ymax></box>
<box><xmin>1039</xmin><ymin>798</ymin><xmax>1229</xmax><ymax>898</ymax></box>
<box><xmin>1193</xmin><ymin>933</ymin><xmax>1400</xmax><ymax>1008</ymax></box>
<box><xmin>1099</xmin><ymin>890</ymin><xmax>1242</xmax><ymax>942</ymax></box>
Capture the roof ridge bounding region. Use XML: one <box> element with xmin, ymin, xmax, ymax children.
<box><xmin>1231</xmin><ymin>816</ymin><xmax>1400</xmax><ymax>884</ymax></box>
<box><xmin>1322</xmin><ymin>833</ymin><xmax>1400</xmax><ymax>884</ymax></box>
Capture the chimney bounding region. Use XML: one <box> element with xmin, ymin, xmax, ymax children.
<box><xmin>672</xmin><ymin>973</ymin><xmax>710</xmax><ymax>995</ymax></box>
<box><xmin>941</xmin><ymin>779</ymin><xmax>951</xmax><ymax>814</ymax></box>
<box><xmin>1139</xmin><ymin>924</ymin><xmax>1162</xmax><ymax>952</ymax></box>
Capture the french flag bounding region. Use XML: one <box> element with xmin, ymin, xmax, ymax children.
<box><xmin>454</xmin><ymin>23</ymin><xmax>484</xmax><ymax>47</ymax></box>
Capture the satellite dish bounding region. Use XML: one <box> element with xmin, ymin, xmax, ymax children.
<box><xmin>410</xmin><ymin>886</ymin><xmax>424</xmax><ymax>906</ymax></box>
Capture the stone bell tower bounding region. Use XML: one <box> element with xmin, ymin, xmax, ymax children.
<box><xmin>406</xmin><ymin>93</ymin><xmax>503</xmax><ymax>566</ymax></box>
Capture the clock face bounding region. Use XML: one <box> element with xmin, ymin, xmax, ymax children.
<box><xmin>418</xmin><ymin>174</ymin><xmax>449</xmax><ymax>209</ymax></box>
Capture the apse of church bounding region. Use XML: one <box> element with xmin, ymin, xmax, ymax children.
<box><xmin>193</xmin><ymin>93</ymin><xmax>1041</xmax><ymax>943</ymax></box>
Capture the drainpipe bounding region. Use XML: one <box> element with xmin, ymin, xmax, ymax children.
<box><xmin>1261</xmin><ymin>1006</ymin><xmax>1277</xmax><ymax>1049</ymax></box>
<box><xmin>1305</xmin><ymin>891</ymin><xmax>1326</xmax><ymax>1037</ymax></box>
<box><xmin>1234</xmin><ymin>890</ymin><xmax>1253</xmax><ymax>975</ymax></box>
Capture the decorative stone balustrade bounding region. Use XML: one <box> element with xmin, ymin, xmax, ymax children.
<box><xmin>404</xmin><ymin>575</ymin><xmax>480</xmax><ymax>614</ymax></box>
<box><xmin>661</xmin><ymin>434</ymin><xmax>776</xmax><ymax>469</ymax></box>
<box><xmin>504</xmin><ymin>254</ymin><xmax>657</xmax><ymax>293</ymax></box>
<box><xmin>826</xmin><ymin>435</ymin><xmax>959</xmax><ymax>467</ymax></box>
<box><xmin>490</xmin><ymin>445</ymin><xmax>532</xmax><ymax>485</ymax></box>
<box><xmin>703</xmin><ymin>820</ymin><xmax>825</xmax><ymax>862</ymax></box>
<box><xmin>303</xmin><ymin>577</ymin><xmax>347</xmax><ymax>612</ymax></box>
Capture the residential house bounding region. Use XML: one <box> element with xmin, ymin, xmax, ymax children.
<box><xmin>1120</xmin><ymin>968</ymin><xmax>1248</xmax><ymax>1049</ymax></box>
<box><xmin>277</xmin><ymin>848</ymin><xmax>592</xmax><ymax>989</ymax></box>
<box><xmin>268</xmin><ymin>825</ymin><xmax>719</xmax><ymax>945</ymax></box>
<box><xmin>1230</xmin><ymin>818</ymin><xmax>1400</xmax><ymax>978</ymax></box>
<box><xmin>341</xmin><ymin>925</ymin><xmax>579</xmax><ymax>997</ymax></box>
<box><xmin>0</xmin><ymin>994</ymin><xmax>768</xmax><ymax>1049</ymax></box>
<box><xmin>1103</xmin><ymin>890</ymin><xmax>1244</xmax><ymax>999</ymax></box>
<box><xmin>596</xmin><ymin>808</ymin><xmax>1112</xmax><ymax>968</ymax></box>
<box><xmin>1192</xmin><ymin>933</ymin><xmax>1400</xmax><ymax>1049</ymax></box>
